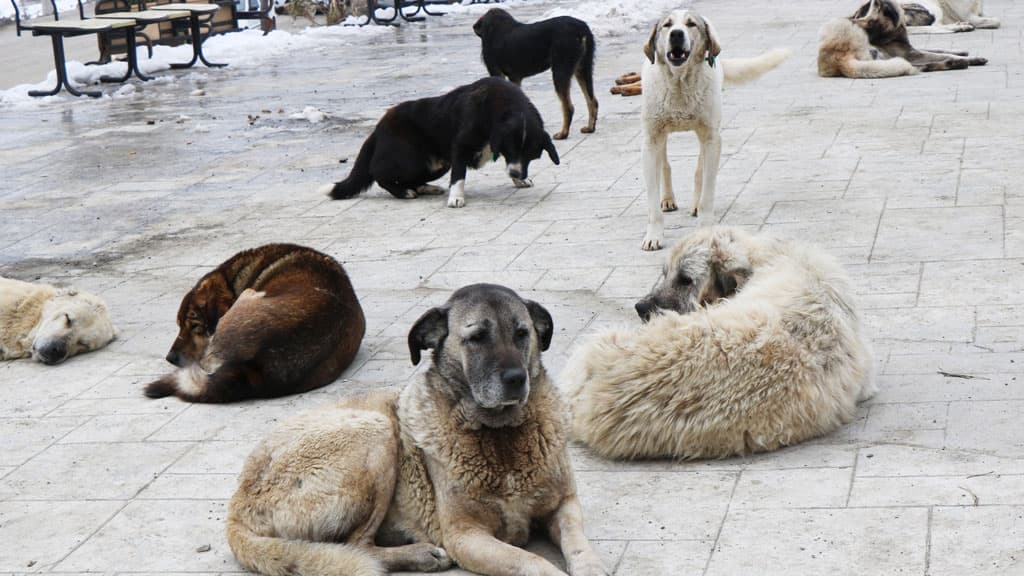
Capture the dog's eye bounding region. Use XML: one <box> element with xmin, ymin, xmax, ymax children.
<box><xmin>677</xmin><ymin>274</ymin><xmax>693</xmax><ymax>286</ymax></box>
<box><xmin>64</xmin><ymin>313</ymin><xmax>73</xmax><ymax>327</ymax></box>
<box><xmin>466</xmin><ymin>331</ymin><xmax>487</xmax><ymax>344</ymax></box>
<box><xmin>685</xmin><ymin>20</ymin><xmax>697</xmax><ymax>27</ymax></box>
<box><xmin>514</xmin><ymin>327</ymin><xmax>529</xmax><ymax>341</ymax></box>
<box><xmin>662</xmin><ymin>19</ymin><xmax>672</xmax><ymax>28</ymax></box>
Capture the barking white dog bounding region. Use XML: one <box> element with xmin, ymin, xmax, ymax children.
<box><xmin>561</xmin><ymin>227</ymin><xmax>875</xmax><ymax>460</ymax></box>
<box><xmin>640</xmin><ymin>9</ymin><xmax>789</xmax><ymax>251</ymax></box>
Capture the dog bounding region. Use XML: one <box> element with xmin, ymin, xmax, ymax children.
<box><xmin>226</xmin><ymin>284</ymin><xmax>608</xmax><ymax>576</ymax></box>
<box><xmin>639</xmin><ymin>9</ymin><xmax>789</xmax><ymax>251</ymax></box>
<box><xmin>818</xmin><ymin>0</ymin><xmax>987</xmax><ymax>78</ymax></box>
<box><xmin>328</xmin><ymin>77</ymin><xmax>560</xmax><ymax>209</ymax></box>
<box><xmin>473</xmin><ymin>8</ymin><xmax>598</xmax><ymax>140</ymax></box>
<box><xmin>610</xmin><ymin>71</ymin><xmax>641</xmax><ymax>96</ymax></box>
<box><xmin>903</xmin><ymin>0</ymin><xmax>1000</xmax><ymax>33</ymax></box>
<box><xmin>0</xmin><ymin>277</ymin><xmax>116</xmax><ymax>365</ymax></box>
<box><xmin>144</xmin><ymin>243</ymin><xmax>365</xmax><ymax>403</ymax></box>
<box><xmin>560</xmin><ymin>227</ymin><xmax>876</xmax><ymax>460</ymax></box>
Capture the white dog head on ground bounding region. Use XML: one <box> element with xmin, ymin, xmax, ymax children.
<box><xmin>0</xmin><ymin>277</ymin><xmax>117</xmax><ymax>365</ymax></box>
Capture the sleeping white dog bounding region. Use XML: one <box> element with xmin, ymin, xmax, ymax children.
<box><xmin>0</xmin><ymin>276</ymin><xmax>116</xmax><ymax>364</ymax></box>
<box><xmin>561</xmin><ymin>227</ymin><xmax>875</xmax><ymax>460</ymax></box>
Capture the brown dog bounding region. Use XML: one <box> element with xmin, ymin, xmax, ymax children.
<box><xmin>226</xmin><ymin>284</ymin><xmax>607</xmax><ymax>576</ymax></box>
<box><xmin>144</xmin><ymin>243</ymin><xmax>365</xmax><ymax>403</ymax></box>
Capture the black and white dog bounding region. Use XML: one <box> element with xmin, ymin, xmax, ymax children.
<box><xmin>473</xmin><ymin>8</ymin><xmax>597</xmax><ymax>140</ymax></box>
<box><xmin>329</xmin><ymin>77</ymin><xmax>559</xmax><ymax>208</ymax></box>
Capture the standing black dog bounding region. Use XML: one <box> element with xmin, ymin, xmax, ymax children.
<box><xmin>328</xmin><ymin>77</ymin><xmax>560</xmax><ymax>208</ymax></box>
<box><xmin>473</xmin><ymin>8</ymin><xmax>598</xmax><ymax>140</ymax></box>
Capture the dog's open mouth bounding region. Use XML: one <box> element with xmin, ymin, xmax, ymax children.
<box><xmin>668</xmin><ymin>47</ymin><xmax>690</xmax><ymax>66</ymax></box>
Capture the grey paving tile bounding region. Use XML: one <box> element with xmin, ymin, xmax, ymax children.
<box><xmin>0</xmin><ymin>501</ymin><xmax>125</xmax><ymax>571</ymax></box>
<box><xmin>929</xmin><ymin>506</ymin><xmax>1024</xmax><ymax>576</ymax></box>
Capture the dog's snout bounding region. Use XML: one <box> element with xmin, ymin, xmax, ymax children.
<box><xmin>669</xmin><ymin>29</ymin><xmax>685</xmax><ymax>44</ymax></box>
<box><xmin>500</xmin><ymin>367</ymin><xmax>528</xmax><ymax>402</ymax></box>
<box><xmin>635</xmin><ymin>299</ymin><xmax>655</xmax><ymax>322</ymax></box>
<box><xmin>166</xmin><ymin>349</ymin><xmax>182</xmax><ymax>366</ymax></box>
<box><xmin>36</xmin><ymin>340</ymin><xmax>68</xmax><ymax>365</ymax></box>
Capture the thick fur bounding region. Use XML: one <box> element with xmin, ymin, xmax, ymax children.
<box><xmin>226</xmin><ymin>284</ymin><xmax>607</xmax><ymax>576</ymax></box>
<box><xmin>0</xmin><ymin>277</ymin><xmax>116</xmax><ymax>365</ymax></box>
<box><xmin>640</xmin><ymin>9</ymin><xmax>789</xmax><ymax>251</ymax></box>
<box><xmin>560</xmin><ymin>227</ymin><xmax>876</xmax><ymax>460</ymax></box>
<box><xmin>144</xmin><ymin>243</ymin><xmax>365</xmax><ymax>403</ymax></box>
<box><xmin>903</xmin><ymin>0</ymin><xmax>1000</xmax><ymax>33</ymax></box>
<box><xmin>328</xmin><ymin>77</ymin><xmax>560</xmax><ymax>209</ymax></box>
<box><xmin>473</xmin><ymin>8</ymin><xmax>598</xmax><ymax>140</ymax></box>
<box><xmin>819</xmin><ymin>0</ymin><xmax>987</xmax><ymax>78</ymax></box>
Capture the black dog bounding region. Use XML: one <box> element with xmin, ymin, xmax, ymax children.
<box><xmin>473</xmin><ymin>8</ymin><xmax>597</xmax><ymax>140</ymax></box>
<box><xmin>329</xmin><ymin>77</ymin><xmax>559</xmax><ymax>208</ymax></box>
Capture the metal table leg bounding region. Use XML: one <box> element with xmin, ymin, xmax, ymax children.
<box><xmin>29</xmin><ymin>34</ymin><xmax>102</xmax><ymax>98</ymax></box>
<box><xmin>100</xmin><ymin>30</ymin><xmax>153</xmax><ymax>82</ymax></box>
<box><xmin>169</xmin><ymin>13</ymin><xmax>227</xmax><ymax>68</ymax></box>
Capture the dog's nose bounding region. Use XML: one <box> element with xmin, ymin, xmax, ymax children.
<box><xmin>635</xmin><ymin>299</ymin><xmax>654</xmax><ymax>322</ymax></box>
<box><xmin>36</xmin><ymin>340</ymin><xmax>68</xmax><ymax>365</ymax></box>
<box><xmin>166</xmin><ymin>349</ymin><xmax>182</xmax><ymax>366</ymax></box>
<box><xmin>669</xmin><ymin>29</ymin><xmax>685</xmax><ymax>44</ymax></box>
<box><xmin>500</xmin><ymin>367</ymin><xmax>528</xmax><ymax>402</ymax></box>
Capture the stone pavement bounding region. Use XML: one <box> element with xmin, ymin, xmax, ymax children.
<box><xmin>2</xmin><ymin>0</ymin><xmax>1023</xmax><ymax>574</ymax></box>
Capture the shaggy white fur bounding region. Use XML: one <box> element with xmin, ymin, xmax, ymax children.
<box><xmin>560</xmin><ymin>227</ymin><xmax>876</xmax><ymax>460</ymax></box>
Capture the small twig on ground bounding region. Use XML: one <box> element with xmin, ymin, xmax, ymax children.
<box><xmin>937</xmin><ymin>370</ymin><xmax>990</xmax><ymax>380</ymax></box>
<box><xmin>966</xmin><ymin>470</ymin><xmax>995</xmax><ymax>479</ymax></box>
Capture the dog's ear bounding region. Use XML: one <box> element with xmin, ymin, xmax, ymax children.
<box><xmin>524</xmin><ymin>300</ymin><xmax>554</xmax><ymax>352</ymax></box>
<box><xmin>408</xmin><ymin>307</ymin><xmax>449</xmax><ymax>365</ymax></box>
<box><xmin>852</xmin><ymin>0</ymin><xmax>874</xmax><ymax>20</ymax></box>
<box><xmin>543</xmin><ymin>133</ymin><xmax>560</xmax><ymax>165</ymax></box>
<box><xmin>643</xmin><ymin>21</ymin><xmax>659</xmax><ymax>64</ymax></box>
<box><xmin>701</xmin><ymin>16</ymin><xmax>722</xmax><ymax>66</ymax></box>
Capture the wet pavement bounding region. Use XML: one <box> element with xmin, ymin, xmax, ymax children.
<box><xmin>2</xmin><ymin>0</ymin><xmax>1024</xmax><ymax>574</ymax></box>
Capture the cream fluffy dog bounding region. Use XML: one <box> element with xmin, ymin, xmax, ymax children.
<box><xmin>640</xmin><ymin>9</ymin><xmax>789</xmax><ymax>251</ymax></box>
<box><xmin>0</xmin><ymin>276</ymin><xmax>116</xmax><ymax>364</ymax></box>
<box><xmin>904</xmin><ymin>0</ymin><xmax>1000</xmax><ymax>33</ymax></box>
<box><xmin>560</xmin><ymin>227</ymin><xmax>876</xmax><ymax>460</ymax></box>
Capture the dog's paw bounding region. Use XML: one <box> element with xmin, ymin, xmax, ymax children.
<box><xmin>553</xmin><ymin>130</ymin><xmax>569</xmax><ymax>140</ymax></box>
<box><xmin>580</xmin><ymin>126</ymin><xmax>595</xmax><ymax>134</ymax></box>
<box><xmin>641</xmin><ymin>236</ymin><xmax>663</xmax><ymax>251</ymax></box>
<box><xmin>968</xmin><ymin>57</ymin><xmax>988</xmax><ymax>66</ymax></box>
<box><xmin>953</xmin><ymin>21</ymin><xmax>975</xmax><ymax>32</ymax></box>
<box><xmin>143</xmin><ymin>374</ymin><xmax>177</xmax><ymax>399</ymax></box>
<box><xmin>661</xmin><ymin>199</ymin><xmax>677</xmax><ymax>212</ymax></box>
<box><xmin>447</xmin><ymin>196</ymin><xmax>465</xmax><ymax>208</ymax></box>
<box><xmin>406</xmin><ymin>544</ymin><xmax>453</xmax><ymax>572</ymax></box>
<box><xmin>397</xmin><ymin>189</ymin><xmax>418</xmax><ymax>199</ymax></box>
<box><xmin>512</xmin><ymin>177</ymin><xmax>533</xmax><ymax>188</ymax></box>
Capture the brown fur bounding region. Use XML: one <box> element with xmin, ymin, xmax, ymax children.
<box><xmin>226</xmin><ymin>284</ymin><xmax>607</xmax><ymax>576</ymax></box>
<box><xmin>144</xmin><ymin>243</ymin><xmax>365</xmax><ymax>403</ymax></box>
<box><xmin>610</xmin><ymin>72</ymin><xmax>642</xmax><ymax>96</ymax></box>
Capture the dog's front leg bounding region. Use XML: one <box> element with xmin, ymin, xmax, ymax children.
<box><xmin>447</xmin><ymin>160</ymin><xmax>468</xmax><ymax>208</ymax></box>
<box><xmin>547</xmin><ymin>495</ymin><xmax>608</xmax><ymax>576</ymax></box>
<box><xmin>658</xmin><ymin>141</ymin><xmax>676</xmax><ymax>212</ymax></box>
<box><xmin>696</xmin><ymin>130</ymin><xmax>721</xmax><ymax>227</ymax></box>
<box><xmin>446</xmin><ymin>528</ymin><xmax>567</xmax><ymax>576</ymax></box>
<box><xmin>641</xmin><ymin>134</ymin><xmax>667</xmax><ymax>251</ymax></box>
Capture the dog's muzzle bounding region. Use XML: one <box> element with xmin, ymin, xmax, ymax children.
<box><xmin>33</xmin><ymin>340</ymin><xmax>68</xmax><ymax>365</ymax></box>
<box><xmin>668</xmin><ymin>30</ymin><xmax>691</xmax><ymax>66</ymax></box>
<box><xmin>635</xmin><ymin>298</ymin><xmax>657</xmax><ymax>323</ymax></box>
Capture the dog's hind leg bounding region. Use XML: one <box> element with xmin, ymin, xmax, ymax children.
<box><xmin>552</xmin><ymin>63</ymin><xmax>575</xmax><ymax>140</ymax></box>
<box><xmin>574</xmin><ymin>35</ymin><xmax>598</xmax><ymax>134</ymax></box>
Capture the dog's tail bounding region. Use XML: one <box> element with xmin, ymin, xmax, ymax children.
<box><xmin>143</xmin><ymin>363</ymin><xmax>253</xmax><ymax>403</ymax></box>
<box><xmin>721</xmin><ymin>48</ymin><xmax>791</xmax><ymax>86</ymax></box>
<box><xmin>226</xmin><ymin>513</ymin><xmax>383</xmax><ymax>576</ymax></box>
<box><xmin>328</xmin><ymin>132</ymin><xmax>377</xmax><ymax>200</ymax></box>
<box><xmin>838</xmin><ymin>56</ymin><xmax>917</xmax><ymax>78</ymax></box>
<box><xmin>577</xmin><ymin>27</ymin><xmax>597</xmax><ymax>96</ymax></box>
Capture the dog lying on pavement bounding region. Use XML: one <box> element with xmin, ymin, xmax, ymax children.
<box><xmin>560</xmin><ymin>227</ymin><xmax>875</xmax><ymax>460</ymax></box>
<box><xmin>227</xmin><ymin>284</ymin><xmax>608</xmax><ymax>576</ymax></box>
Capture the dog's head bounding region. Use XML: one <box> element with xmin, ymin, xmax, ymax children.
<box><xmin>635</xmin><ymin>227</ymin><xmax>752</xmax><ymax>322</ymax></box>
<box><xmin>644</xmin><ymin>9</ymin><xmax>721</xmax><ymax>69</ymax></box>
<box><xmin>489</xmin><ymin>110</ymin><xmax>560</xmax><ymax>183</ymax></box>
<box><xmin>408</xmin><ymin>283</ymin><xmax>554</xmax><ymax>428</ymax></box>
<box><xmin>31</xmin><ymin>289</ymin><xmax>116</xmax><ymax>365</ymax></box>
<box><xmin>473</xmin><ymin>7</ymin><xmax>515</xmax><ymax>38</ymax></box>
<box><xmin>851</xmin><ymin>0</ymin><xmax>906</xmax><ymax>37</ymax></box>
<box><xmin>165</xmin><ymin>273</ymin><xmax>234</xmax><ymax>367</ymax></box>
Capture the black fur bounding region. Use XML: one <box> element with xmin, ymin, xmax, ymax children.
<box><xmin>473</xmin><ymin>8</ymin><xmax>598</xmax><ymax>139</ymax></box>
<box><xmin>329</xmin><ymin>77</ymin><xmax>559</xmax><ymax>202</ymax></box>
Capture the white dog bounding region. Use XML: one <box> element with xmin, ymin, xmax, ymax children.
<box><xmin>904</xmin><ymin>0</ymin><xmax>1000</xmax><ymax>33</ymax></box>
<box><xmin>0</xmin><ymin>277</ymin><xmax>116</xmax><ymax>364</ymax></box>
<box><xmin>640</xmin><ymin>9</ymin><xmax>789</xmax><ymax>251</ymax></box>
<box><xmin>560</xmin><ymin>227</ymin><xmax>876</xmax><ymax>460</ymax></box>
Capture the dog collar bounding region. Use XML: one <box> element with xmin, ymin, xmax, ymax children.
<box><xmin>706</xmin><ymin>54</ymin><xmax>716</xmax><ymax>67</ymax></box>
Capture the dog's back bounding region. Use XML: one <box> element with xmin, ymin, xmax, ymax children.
<box><xmin>818</xmin><ymin>18</ymin><xmax>917</xmax><ymax>77</ymax></box>
<box><xmin>145</xmin><ymin>244</ymin><xmax>365</xmax><ymax>403</ymax></box>
<box><xmin>0</xmin><ymin>277</ymin><xmax>55</xmax><ymax>359</ymax></box>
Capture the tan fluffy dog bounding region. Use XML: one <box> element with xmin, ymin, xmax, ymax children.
<box><xmin>560</xmin><ymin>227</ymin><xmax>875</xmax><ymax>460</ymax></box>
<box><xmin>227</xmin><ymin>284</ymin><xmax>607</xmax><ymax>576</ymax></box>
<box><xmin>0</xmin><ymin>276</ymin><xmax>116</xmax><ymax>364</ymax></box>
